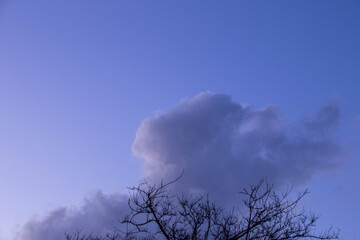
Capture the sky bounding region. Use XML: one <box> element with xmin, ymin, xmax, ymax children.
<box><xmin>0</xmin><ymin>1</ymin><xmax>359</xmax><ymax>239</ymax></box>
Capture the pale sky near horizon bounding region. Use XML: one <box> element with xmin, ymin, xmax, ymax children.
<box><xmin>1</xmin><ymin>1</ymin><xmax>360</xmax><ymax>239</ymax></box>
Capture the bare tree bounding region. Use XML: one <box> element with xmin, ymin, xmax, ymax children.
<box><xmin>65</xmin><ymin>229</ymin><xmax>120</xmax><ymax>240</ymax></box>
<box><xmin>66</xmin><ymin>178</ymin><xmax>339</xmax><ymax>240</ymax></box>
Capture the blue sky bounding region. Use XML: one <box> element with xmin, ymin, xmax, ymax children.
<box><xmin>0</xmin><ymin>1</ymin><xmax>359</xmax><ymax>239</ymax></box>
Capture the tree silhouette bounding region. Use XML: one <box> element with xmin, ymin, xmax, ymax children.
<box><xmin>66</xmin><ymin>177</ymin><xmax>339</xmax><ymax>240</ymax></box>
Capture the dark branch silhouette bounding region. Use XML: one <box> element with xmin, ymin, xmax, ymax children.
<box><xmin>66</xmin><ymin>178</ymin><xmax>339</xmax><ymax>240</ymax></box>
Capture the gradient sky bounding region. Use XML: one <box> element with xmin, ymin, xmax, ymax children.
<box><xmin>0</xmin><ymin>1</ymin><xmax>360</xmax><ymax>239</ymax></box>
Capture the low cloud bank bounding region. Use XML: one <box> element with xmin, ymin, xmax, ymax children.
<box><xmin>133</xmin><ymin>92</ymin><xmax>342</xmax><ymax>203</ymax></box>
<box><xmin>15</xmin><ymin>192</ymin><xmax>128</xmax><ymax>240</ymax></box>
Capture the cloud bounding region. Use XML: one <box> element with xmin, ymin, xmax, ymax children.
<box><xmin>15</xmin><ymin>191</ymin><xmax>128</xmax><ymax>240</ymax></box>
<box><xmin>133</xmin><ymin>92</ymin><xmax>342</xmax><ymax>204</ymax></box>
<box><xmin>16</xmin><ymin>92</ymin><xmax>343</xmax><ymax>239</ymax></box>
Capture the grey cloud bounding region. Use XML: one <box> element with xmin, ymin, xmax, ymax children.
<box><xmin>15</xmin><ymin>191</ymin><xmax>128</xmax><ymax>240</ymax></box>
<box><xmin>16</xmin><ymin>92</ymin><xmax>343</xmax><ymax>239</ymax></box>
<box><xmin>132</xmin><ymin>92</ymin><xmax>342</xmax><ymax>204</ymax></box>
